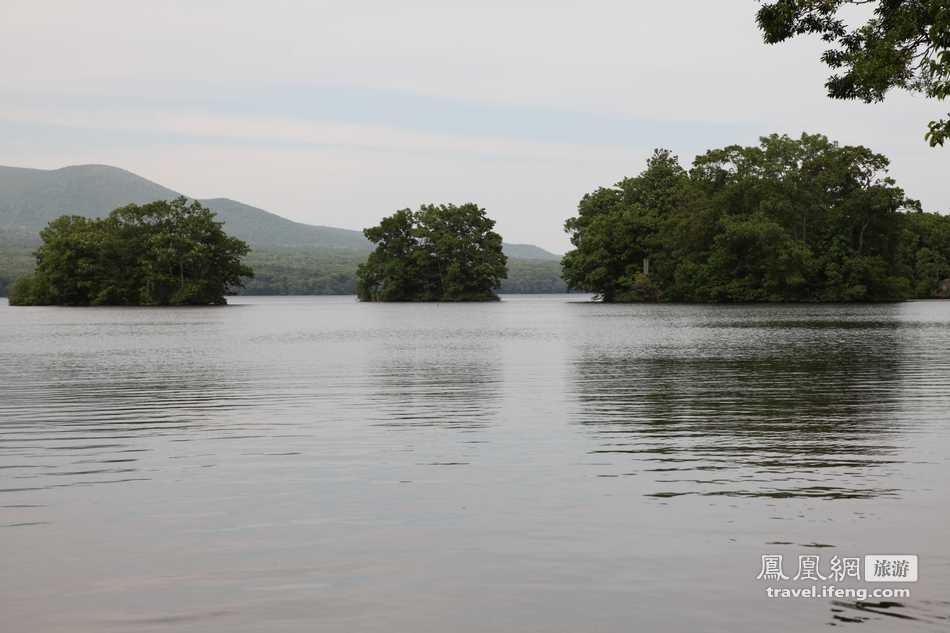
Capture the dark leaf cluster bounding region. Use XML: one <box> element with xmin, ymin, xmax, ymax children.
<box><xmin>562</xmin><ymin>133</ymin><xmax>950</xmax><ymax>302</ymax></box>
<box><xmin>757</xmin><ymin>0</ymin><xmax>950</xmax><ymax>146</ymax></box>
<box><xmin>9</xmin><ymin>197</ymin><xmax>253</xmax><ymax>306</ymax></box>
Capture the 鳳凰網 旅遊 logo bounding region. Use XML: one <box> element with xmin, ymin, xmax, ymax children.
<box><xmin>756</xmin><ymin>553</ymin><xmax>917</xmax><ymax>600</ymax></box>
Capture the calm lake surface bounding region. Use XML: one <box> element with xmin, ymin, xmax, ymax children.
<box><xmin>2</xmin><ymin>295</ymin><xmax>950</xmax><ymax>632</ymax></box>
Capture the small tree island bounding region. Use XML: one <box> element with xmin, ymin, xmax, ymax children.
<box><xmin>9</xmin><ymin>197</ymin><xmax>253</xmax><ymax>306</ymax></box>
<box><xmin>356</xmin><ymin>203</ymin><xmax>508</xmax><ymax>301</ymax></box>
<box><xmin>562</xmin><ymin>133</ymin><xmax>950</xmax><ymax>303</ymax></box>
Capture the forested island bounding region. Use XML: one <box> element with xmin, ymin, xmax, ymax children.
<box><xmin>9</xmin><ymin>198</ymin><xmax>252</xmax><ymax>306</ymax></box>
<box><xmin>562</xmin><ymin>134</ymin><xmax>950</xmax><ymax>302</ymax></box>
<box><xmin>356</xmin><ymin>203</ymin><xmax>507</xmax><ymax>301</ymax></box>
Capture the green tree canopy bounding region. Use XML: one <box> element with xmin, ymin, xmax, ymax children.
<box><xmin>756</xmin><ymin>0</ymin><xmax>950</xmax><ymax>146</ymax></box>
<box><xmin>356</xmin><ymin>203</ymin><xmax>507</xmax><ymax>301</ymax></box>
<box><xmin>9</xmin><ymin>197</ymin><xmax>252</xmax><ymax>306</ymax></box>
<box><xmin>562</xmin><ymin>133</ymin><xmax>949</xmax><ymax>302</ymax></box>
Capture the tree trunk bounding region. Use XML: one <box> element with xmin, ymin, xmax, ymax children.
<box><xmin>858</xmin><ymin>219</ymin><xmax>870</xmax><ymax>254</ymax></box>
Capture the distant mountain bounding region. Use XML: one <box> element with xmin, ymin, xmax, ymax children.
<box><xmin>196</xmin><ymin>198</ymin><xmax>373</xmax><ymax>252</ymax></box>
<box><xmin>502</xmin><ymin>243</ymin><xmax>561</xmax><ymax>261</ymax></box>
<box><xmin>0</xmin><ymin>165</ymin><xmax>373</xmax><ymax>252</ymax></box>
<box><xmin>0</xmin><ymin>164</ymin><xmax>561</xmax><ymax>260</ymax></box>
<box><xmin>0</xmin><ymin>165</ymin><xmax>178</xmax><ymax>230</ymax></box>
<box><xmin>0</xmin><ymin>163</ymin><xmax>566</xmax><ymax>295</ymax></box>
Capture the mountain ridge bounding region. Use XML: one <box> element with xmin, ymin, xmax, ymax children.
<box><xmin>0</xmin><ymin>164</ymin><xmax>561</xmax><ymax>259</ymax></box>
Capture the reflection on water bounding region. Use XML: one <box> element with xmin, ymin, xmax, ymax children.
<box><xmin>822</xmin><ymin>597</ymin><xmax>950</xmax><ymax>630</ymax></box>
<box><xmin>366</xmin><ymin>358</ymin><xmax>500</xmax><ymax>430</ymax></box>
<box><xmin>570</xmin><ymin>319</ymin><xmax>910</xmax><ymax>499</ymax></box>
<box><xmin>1</xmin><ymin>297</ymin><xmax>950</xmax><ymax>633</ymax></box>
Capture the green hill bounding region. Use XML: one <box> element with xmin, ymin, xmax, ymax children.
<box><xmin>499</xmin><ymin>243</ymin><xmax>561</xmax><ymax>261</ymax></box>
<box><xmin>197</xmin><ymin>197</ymin><xmax>373</xmax><ymax>251</ymax></box>
<box><xmin>0</xmin><ymin>164</ymin><xmax>565</xmax><ymax>295</ymax></box>
<box><xmin>0</xmin><ymin>165</ymin><xmax>178</xmax><ymax>230</ymax></box>
<box><xmin>0</xmin><ymin>165</ymin><xmax>374</xmax><ymax>251</ymax></box>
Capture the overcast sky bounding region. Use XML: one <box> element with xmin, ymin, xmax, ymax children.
<box><xmin>2</xmin><ymin>1</ymin><xmax>947</xmax><ymax>252</ymax></box>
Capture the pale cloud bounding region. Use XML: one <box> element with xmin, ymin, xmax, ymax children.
<box><xmin>0</xmin><ymin>104</ymin><xmax>644</xmax><ymax>162</ymax></box>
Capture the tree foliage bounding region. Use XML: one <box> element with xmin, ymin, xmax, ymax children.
<box><xmin>8</xmin><ymin>197</ymin><xmax>252</xmax><ymax>306</ymax></box>
<box><xmin>757</xmin><ymin>0</ymin><xmax>950</xmax><ymax>146</ymax></box>
<box><xmin>562</xmin><ymin>133</ymin><xmax>950</xmax><ymax>302</ymax></box>
<box><xmin>356</xmin><ymin>203</ymin><xmax>508</xmax><ymax>301</ymax></box>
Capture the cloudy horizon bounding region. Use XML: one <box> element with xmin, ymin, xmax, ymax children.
<box><xmin>2</xmin><ymin>0</ymin><xmax>947</xmax><ymax>253</ymax></box>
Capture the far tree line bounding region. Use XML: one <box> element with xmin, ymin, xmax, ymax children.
<box><xmin>235</xmin><ymin>251</ymin><xmax>565</xmax><ymax>296</ymax></box>
<box><xmin>7</xmin><ymin>133</ymin><xmax>950</xmax><ymax>306</ymax></box>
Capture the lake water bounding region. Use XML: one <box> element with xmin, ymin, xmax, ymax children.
<box><xmin>2</xmin><ymin>295</ymin><xmax>950</xmax><ymax>632</ymax></box>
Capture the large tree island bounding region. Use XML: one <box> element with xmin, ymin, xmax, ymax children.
<box><xmin>357</xmin><ymin>203</ymin><xmax>508</xmax><ymax>301</ymax></box>
<box><xmin>9</xmin><ymin>197</ymin><xmax>252</xmax><ymax>306</ymax></box>
<box><xmin>562</xmin><ymin>134</ymin><xmax>950</xmax><ymax>303</ymax></box>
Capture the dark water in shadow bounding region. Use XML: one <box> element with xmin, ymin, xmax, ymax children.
<box><xmin>2</xmin><ymin>296</ymin><xmax>949</xmax><ymax>632</ymax></box>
